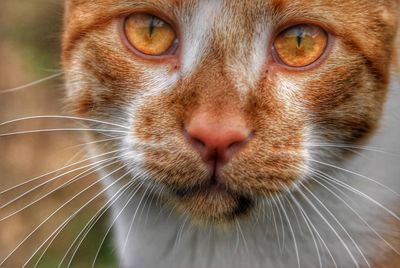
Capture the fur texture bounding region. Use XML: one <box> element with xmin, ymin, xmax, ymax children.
<box><xmin>62</xmin><ymin>1</ymin><xmax>400</xmax><ymax>267</ymax></box>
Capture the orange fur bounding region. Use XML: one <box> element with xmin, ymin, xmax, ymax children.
<box><xmin>62</xmin><ymin>0</ymin><xmax>399</xmax><ymax>265</ymax></box>
<box><xmin>63</xmin><ymin>0</ymin><xmax>398</xmax><ymax>217</ymax></box>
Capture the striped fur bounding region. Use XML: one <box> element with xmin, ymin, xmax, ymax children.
<box><xmin>63</xmin><ymin>1</ymin><xmax>400</xmax><ymax>267</ymax></box>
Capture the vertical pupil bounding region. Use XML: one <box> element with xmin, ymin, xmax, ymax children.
<box><xmin>149</xmin><ymin>16</ymin><xmax>156</xmax><ymax>37</ymax></box>
<box><xmin>296</xmin><ymin>28</ymin><xmax>304</xmax><ymax>48</ymax></box>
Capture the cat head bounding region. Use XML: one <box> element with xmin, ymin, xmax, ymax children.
<box><xmin>62</xmin><ymin>0</ymin><xmax>399</xmax><ymax>224</ymax></box>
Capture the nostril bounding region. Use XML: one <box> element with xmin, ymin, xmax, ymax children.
<box><xmin>185</xmin><ymin>114</ymin><xmax>252</xmax><ymax>164</ymax></box>
<box><xmin>227</xmin><ymin>140</ymin><xmax>243</xmax><ymax>150</ymax></box>
<box><xmin>192</xmin><ymin>137</ymin><xmax>206</xmax><ymax>148</ymax></box>
<box><xmin>227</xmin><ymin>132</ymin><xmax>253</xmax><ymax>150</ymax></box>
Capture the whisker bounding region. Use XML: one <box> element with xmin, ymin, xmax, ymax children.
<box><xmin>311</xmin><ymin>167</ymin><xmax>400</xmax><ymax>222</ymax></box>
<box><xmin>138</xmin><ymin>184</ymin><xmax>157</xmax><ymax>223</ymax></box>
<box><xmin>0</xmin><ymin>149</ymin><xmax>122</xmax><ymax>195</ymax></box>
<box><xmin>174</xmin><ymin>212</ymin><xmax>190</xmax><ymax>249</ymax></box>
<box><xmin>234</xmin><ymin>219</ymin><xmax>240</xmax><ymax>254</ymax></box>
<box><xmin>282</xmin><ymin>193</ymin><xmax>322</xmax><ymax>268</ymax></box>
<box><xmin>309</xmin><ymin>159</ymin><xmax>400</xmax><ymax>198</ymax></box>
<box><xmin>0</xmin><ymin>157</ymin><xmax>122</xmax><ymax>223</ymax></box>
<box><xmin>302</xmin><ymin>182</ymin><xmax>371</xmax><ymax>267</ymax></box>
<box><xmin>0</xmin><ymin>162</ymin><xmax>130</xmax><ymax>266</ymax></box>
<box><xmin>144</xmin><ymin>186</ymin><xmax>159</xmax><ymax>225</ymax></box>
<box><xmin>282</xmin><ymin>193</ymin><xmax>305</xmax><ymax>237</ymax></box>
<box><xmin>288</xmin><ymin>193</ymin><xmax>337</xmax><ymax>268</ymax></box>
<box><xmin>0</xmin><ymin>73</ymin><xmax>62</xmax><ymax>94</ymax></box>
<box><xmin>65</xmin><ymin>136</ymin><xmax>125</xmax><ymax>151</ymax></box>
<box><xmin>297</xmin><ymin>183</ymin><xmax>365</xmax><ymax>268</ymax></box>
<box><xmin>0</xmin><ymin>115</ymin><xmax>130</xmax><ymax>130</ymax></box>
<box><xmin>271</xmin><ymin>195</ymin><xmax>286</xmax><ymax>253</ymax></box>
<box><xmin>235</xmin><ymin>218</ymin><xmax>249</xmax><ymax>254</ymax></box>
<box><xmin>35</xmin><ymin>177</ymin><xmax>135</xmax><ymax>268</ymax></box>
<box><xmin>276</xmin><ymin>194</ymin><xmax>300</xmax><ymax>268</ymax></box>
<box><xmin>23</xmin><ymin>165</ymin><xmax>134</xmax><ymax>267</ymax></box>
<box><xmin>91</xmin><ymin>175</ymin><xmax>150</xmax><ymax>268</ymax></box>
<box><xmin>1</xmin><ymin>152</ymin><xmax>126</xmax><ymax>211</ymax></box>
<box><xmin>266</xmin><ymin>198</ymin><xmax>282</xmax><ymax>252</ymax></box>
<box><xmin>62</xmin><ymin>147</ymin><xmax>88</xmax><ymax>171</ymax></box>
<box><xmin>310</xmin><ymin>171</ymin><xmax>400</xmax><ymax>255</ymax></box>
<box><xmin>0</xmin><ymin>128</ymin><xmax>130</xmax><ymax>138</ymax></box>
<box><xmin>57</xmin><ymin>179</ymin><xmax>137</xmax><ymax>268</ymax></box>
<box><xmin>121</xmin><ymin>183</ymin><xmax>152</xmax><ymax>254</ymax></box>
<box><xmin>307</xmin><ymin>143</ymin><xmax>399</xmax><ymax>156</ymax></box>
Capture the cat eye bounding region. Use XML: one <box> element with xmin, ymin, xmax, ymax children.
<box><xmin>124</xmin><ymin>13</ymin><xmax>178</xmax><ymax>56</ymax></box>
<box><xmin>273</xmin><ymin>24</ymin><xmax>328</xmax><ymax>68</ymax></box>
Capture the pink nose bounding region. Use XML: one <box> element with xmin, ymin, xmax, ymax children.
<box><xmin>185</xmin><ymin>112</ymin><xmax>251</xmax><ymax>165</ymax></box>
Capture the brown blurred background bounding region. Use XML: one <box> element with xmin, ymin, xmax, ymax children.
<box><xmin>0</xmin><ymin>1</ymin><xmax>115</xmax><ymax>267</ymax></box>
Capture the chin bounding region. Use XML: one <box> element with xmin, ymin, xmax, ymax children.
<box><xmin>170</xmin><ymin>185</ymin><xmax>255</xmax><ymax>225</ymax></box>
<box><xmin>151</xmin><ymin>169</ymin><xmax>303</xmax><ymax>226</ymax></box>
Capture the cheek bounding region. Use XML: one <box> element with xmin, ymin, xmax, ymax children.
<box><xmin>301</xmin><ymin>62</ymin><xmax>387</xmax><ymax>144</ymax></box>
<box><xmin>226</xmin><ymin>89</ymin><xmax>308</xmax><ymax>191</ymax></box>
<box><xmin>133</xmin><ymin>97</ymin><xmax>184</xmax><ymax>141</ymax></box>
<box><xmin>303</xmin><ymin>65</ymin><xmax>364</xmax><ymax>112</ymax></box>
<box><xmin>66</xmin><ymin>31</ymin><xmax>181</xmax><ymax>116</ymax></box>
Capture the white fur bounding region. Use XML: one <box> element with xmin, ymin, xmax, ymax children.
<box><xmin>105</xmin><ymin>74</ymin><xmax>400</xmax><ymax>268</ymax></box>
<box><xmin>226</xmin><ymin>25</ymin><xmax>270</xmax><ymax>94</ymax></box>
<box><xmin>68</xmin><ymin>8</ymin><xmax>400</xmax><ymax>268</ymax></box>
<box><xmin>180</xmin><ymin>0</ymin><xmax>223</xmax><ymax>76</ymax></box>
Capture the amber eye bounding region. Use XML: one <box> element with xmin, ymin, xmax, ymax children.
<box><xmin>124</xmin><ymin>13</ymin><xmax>177</xmax><ymax>56</ymax></box>
<box><xmin>274</xmin><ymin>24</ymin><xmax>328</xmax><ymax>68</ymax></box>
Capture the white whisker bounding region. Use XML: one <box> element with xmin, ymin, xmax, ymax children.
<box><xmin>0</xmin><ymin>153</ymin><xmax>126</xmax><ymax>213</ymax></box>
<box><xmin>310</xmin><ymin>171</ymin><xmax>400</xmax><ymax>256</ymax></box>
<box><xmin>175</xmin><ymin>213</ymin><xmax>190</xmax><ymax>249</ymax></box>
<box><xmin>66</xmin><ymin>172</ymin><xmax>147</xmax><ymax>268</ymax></box>
<box><xmin>0</xmin><ymin>162</ymin><xmax>130</xmax><ymax>266</ymax></box>
<box><xmin>24</xmin><ymin>166</ymin><xmax>134</xmax><ymax>267</ymax></box>
<box><xmin>36</xmin><ymin>178</ymin><xmax>135</xmax><ymax>268</ymax></box>
<box><xmin>312</xmin><ymin>168</ymin><xmax>400</xmax><ymax>222</ymax></box>
<box><xmin>65</xmin><ymin>136</ymin><xmax>124</xmax><ymax>151</ymax></box>
<box><xmin>266</xmin><ymin>197</ymin><xmax>282</xmax><ymax>252</ymax></box>
<box><xmin>297</xmin><ymin>184</ymin><xmax>363</xmax><ymax>268</ymax></box>
<box><xmin>276</xmin><ymin>195</ymin><xmax>300</xmax><ymax>268</ymax></box>
<box><xmin>0</xmin><ymin>73</ymin><xmax>62</xmax><ymax>94</ymax></box>
<box><xmin>0</xmin><ymin>115</ymin><xmax>130</xmax><ymax>130</ymax></box>
<box><xmin>289</xmin><ymin>193</ymin><xmax>337</xmax><ymax>268</ymax></box>
<box><xmin>91</xmin><ymin>174</ymin><xmax>150</xmax><ymax>268</ymax></box>
<box><xmin>271</xmin><ymin>195</ymin><xmax>286</xmax><ymax>253</ymax></box>
<box><xmin>309</xmin><ymin>159</ymin><xmax>400</xmax><ymax>198</ymax></box>
<box><xmin>307</xmin><ymin>143</ymin><xmax>399</xmax><ymax>155</ymax></box>
<box><xmin>0</xmin><ymin>149</ymin><xmax>122</xmax><ymax>196</ymax></box>
<box><xmin>121</xmin><ymin>182</ymin><xmax>152</xmax><ymax>254</ymax></box>
<box><xmin>0</xmin><ymin>128</ymin><xmax>130</xmax><ymax>138</ymax></box>
<box><xmin>235</xmin><ymin>218</ymin><xmax>249</xmax><ymax>254</ymax></box>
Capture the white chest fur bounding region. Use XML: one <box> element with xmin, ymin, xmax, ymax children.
<box><xmin>99</xmin><ymin>76</ymin><xmax>400</xmax><ymax>268</ymax></box>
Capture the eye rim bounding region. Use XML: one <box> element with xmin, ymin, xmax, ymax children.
<box><xmin>271</xmin><ymin>22</ymin><xmax>334</xmax><ymax>71</ymax></box>
<box><xmin>119</xmin><ymin>11</ymin><xmax>180</xmax><ymax>62</ymax></box>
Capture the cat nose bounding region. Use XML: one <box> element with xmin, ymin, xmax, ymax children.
<box><xmin>185</xmin><ymin>112</ymin><xmax>251</xmax><ymax>165</ymax></box>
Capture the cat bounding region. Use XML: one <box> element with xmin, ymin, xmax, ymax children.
<box><xmin>2</xmin><ymin>0</ymin><xmax>400</xmax><ymax>267</ymax></box>
<box><xmin>64</xmin><ymin>0</ymin><xmax>400</xmax><ymax>267</ymax></box>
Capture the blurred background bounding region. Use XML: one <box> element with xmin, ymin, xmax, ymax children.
<box><xmin>0</xmin><ymin>1</ymin><xmax>116</xmax><ymax>267</ymax></box>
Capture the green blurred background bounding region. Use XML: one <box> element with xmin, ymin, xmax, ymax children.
<box><xmin>0</xmin><ymin>1</ymin><xmax>116</xmax><ymax>267</ymax></box>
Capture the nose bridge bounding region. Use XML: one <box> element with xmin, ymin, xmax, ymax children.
<box><xmin>182</xmin><ymin>0</ymin><xmax>260</xmax><ymax>107</ymax></box>
<box><xmin>183</xmin><ymin>49</ymin><xmax>256</xmax><ymax>164</ymax></box>
<box><xmin>190</xmin><ymin>51</ymin><xmax>243</xmax><ymax>114</ymax></box>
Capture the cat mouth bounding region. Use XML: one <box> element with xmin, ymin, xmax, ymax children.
<box><xmin>173</xmin><ymin>173</ymin><xmax>227</xmax><ymax>197</ymax></box>
<box><xmin>171</xmin><ymin>176</ymin><xmax>254</xmax><ymax>222</ymax></box>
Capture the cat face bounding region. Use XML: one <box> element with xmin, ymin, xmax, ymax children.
<box><xmin>62</xmin><ymin>0</ymin><xmax>399</xmax><ymax>223</ymax></box>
